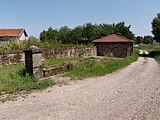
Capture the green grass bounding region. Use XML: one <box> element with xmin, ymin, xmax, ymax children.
<box><xmin>139</xmin><ymin>44</ymin><xmax>160</xmax><ymax>63</ymax></box>
<box><xmin>149</xmin><ymin>50</ymin><xmax>160</xmax><ymax>63</ymax></box>
<box><xmin>65</xmin><ymin>50</ymin><xmax>139</xmax><ymax>79</ymax></box>
<box><xmin>137</xmin><ymin>44</ymin><xmax>160</xmax><ymax>63</ymax></box>
<box><xmin>0</xmin><ymin>64</ymin><xmax>54</xmax><ymax>94</ymax></box>
<box><xmin>138</xmin><ymin>44</ymin><xmax>160</xmax><ymax>52</ymax></box>
<box><xmin>43</xmin><ymin>57</ymin><xmax>80</xmax><ymax>67</ymax></box>
<box><xmin>155</xmin><ymin>55</ymin><xmax>160</xmax><ymax>63</ymax></box>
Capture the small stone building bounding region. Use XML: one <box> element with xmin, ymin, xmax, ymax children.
<box><xmin>93</xmin><ymin>34</ymin><xmax>134</xmax><ymax>58</ymax></box>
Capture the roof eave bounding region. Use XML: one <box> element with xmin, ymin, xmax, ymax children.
<box><xmin>93</xmin><ymin>41</ymin><xmax>134</xmax><ymax>43</ymax></box>
<box><xmin>19</xmin><ymin>29</ymin><xmax>28</xmax><ymax>37</ymax></box>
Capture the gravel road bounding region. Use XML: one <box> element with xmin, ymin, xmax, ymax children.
<box><xmin>0</xmin><ymin>56</ymin><xmax>160</xmax><ymax>120</ymax></box>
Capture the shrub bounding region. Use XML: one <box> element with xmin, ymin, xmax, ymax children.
<box><xmin>149</xmin><ymin>50</ymin><xmax>160</xmax><ymax>63</ymax></box>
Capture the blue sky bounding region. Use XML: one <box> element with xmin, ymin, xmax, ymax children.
<box><xmin>0</xmin><ymin>0</ymin><xmax>159</xmax><ymax>37</ymax></box>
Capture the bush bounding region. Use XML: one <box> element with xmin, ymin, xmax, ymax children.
<box><xmin>149</xmin><ymin>50</ymin><xmax>160</xmax><ymax>63</ymax></box>
<box><xmin>149</xmin><ymin>51</ymin><xmax>160</xmax><ymax>57</ymax></box>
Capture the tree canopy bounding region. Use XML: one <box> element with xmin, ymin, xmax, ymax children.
<box><xmin>40</xmin><ymin>22</ymin><xmax>135</xmax><ymax>44</ymax></box>
<box><xmin>135</xmin><ymin>35</ymin><xmax>153</xmax><ymax>44</ymax></box>
<box><xmin>152</xmin><ymin>13</ymin><xmax>160</xmax><ymax>42</ymax></box>
<box><xmin>40</xmin><ymin>27</ymin><xmax>59</xmax><ymax>43</ymax></box>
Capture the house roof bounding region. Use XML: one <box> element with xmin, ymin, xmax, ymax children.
<box><xmin>0</xmin><ymin>29</ymin><xmax>28</xmax><ymax>37</ymax></box>
<box><xmin>93</xmin><ymin>34</ymin><xmax>134</xmax><ymax>43</ymax></box>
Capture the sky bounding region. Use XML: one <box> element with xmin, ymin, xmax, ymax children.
<box><xmin>0</xmin><ymin>0</ymin><xmax>159</xmax><ymax>38</ymax></box>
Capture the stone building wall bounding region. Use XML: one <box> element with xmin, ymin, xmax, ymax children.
<box><xmin>0</xmin><ymin>47</ymin><xmax>96</xmax><ymax>66</ymax></box>
<box><xmin>96</xmin><ymin>43</ymin><xmax>133</xmax><ymax>58</ymax></box>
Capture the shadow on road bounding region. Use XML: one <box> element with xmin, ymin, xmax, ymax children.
<box><xmin>139</xmin><ymin>50</ymin><xmax>160</xmax><ymax>58</ymax></box>
<box><xmin>149</xmin><ymin>51</ymin><xmax>160</xmax><ymax>58</ymax></box>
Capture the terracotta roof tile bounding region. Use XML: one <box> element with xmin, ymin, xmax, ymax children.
<box><xmin>0</xmin><ymin>29</ymin><xmax>28</xmax><ymax>37</ymax></box>
<box><xmin>93</xmin><ymin>34</ymin><xmax>134</xmax><ymax>43</ymax></box>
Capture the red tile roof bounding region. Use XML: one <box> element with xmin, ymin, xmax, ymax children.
<box><xmin>93</xmin><ymin>34</ymin><xmax>134</xmax><ymax>43</ymax></box>
<box><xmin>0</xmin><ymin>29</ymin><xmax>28</xmax><ymax>37</ymax></box>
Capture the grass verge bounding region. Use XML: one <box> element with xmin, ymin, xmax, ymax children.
<box><xmin>137</xmin><ymin>44</ymin><xmax>160</xmax><ymax>52</ymax></box>
<box><xmin>65</xmin><ymin>50</ymin><xmax>139</xmax><ymax>79</ymax></box>
<box><xmin>149</xmin><ymin>50</ymin><xmax>160</xmax><ymax>63</ymax></box>
<box><xmin>0</xmin><ymin>64</ymin><xmax>54</xmax><ymax>94</ymax></box>
<box><xmin>137</xmin><ymin>44</ymin><xmax>160</xmax><ymax>63</ymax></box>
<box><xmin>155</xmin><ymin>55</ymin><xmax>160</xmax><ymax>63</ymax></box>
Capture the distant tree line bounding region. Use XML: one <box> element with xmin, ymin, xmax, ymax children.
<box><xmin>40</xmin><ymin>21</ymin><xmax>156</xmax><ymax>45</ymax></box>
<box><xmin>40</xmin><ymin>22</ymin><xmax>135</xmax><ymax>44</ymax></box>
<box><xmin>135</xmin><ymin>35</ymin><xmax>153</xmax><ymax>44</ymax></box>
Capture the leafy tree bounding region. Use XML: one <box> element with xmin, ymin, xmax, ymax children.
<box><xmin>135</xmin><ymin>36</ymin><xmax>143</xmax><ymax>44</ymax></box>
<box><xmin>39</xmin><ymin>30</ymin><xmax>46</xmax><ymax>41</ymax></box>
<box><xmin>152</xmin><ymin>13</ymin><xmax>160</xmax><ymax>42</ymax></box>
<box><xmin>143</xmin><ymin>35</ymin><xmax>153</xmax><ymax>44</ymax></box>
<box><xmin>25</xmin><ymin>36</ymin><xmax>40</xmax><ymax>48</ymax></box>
<box><xmin>39</xmin><ymin>22</ymin><xmax>135</xmax><ymax>45</ymax></box>
<box><xmin>82</xmin><ymin>22</ymin><xmax>96</xmax><ymax>41</ymax></box>
<box><xmin>100</xmin><ymin>24</ymin><xmax>114</xmax><ymax>37</ymax></box>
<box><xmin>58</xmin><ymin>26</ymin><xmax>71</xmax><ymax>44</ymax></box>
<box><xmin>40</xmin><ymin>27</ymin><xmax>59</xmax><ymax>43</ymax></box>
<box><xmin>70</xmin><ymin>26</ymin><xmax>83</xmax><ymax>44</ymax></box>
<box><xmin>134</xmin><ymin>35</ymin><xmax>153</xmax><ymax>44</ymax></box>
<box><xmin>114</xmin><ymin>22</ymin><xmax>135</xmax><ymax>39</ymax></box>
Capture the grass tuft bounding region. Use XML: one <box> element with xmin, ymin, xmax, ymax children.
<box><xmin>0</xmin><ymin>64</ymin><xmax>54</xmax><ymax>94</ymax></box>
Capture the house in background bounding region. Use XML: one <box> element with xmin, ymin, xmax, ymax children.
<box><xmin>93</xmin><ymin>34</ymin><xmax>134</xmax><ymax>58</ymax></box>
<box><xmin>0</xmin><ymin>29</ymin><xmax>28</xmax><ymax>44</ymax></box>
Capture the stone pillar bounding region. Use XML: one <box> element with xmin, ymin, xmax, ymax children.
<box><xmin>24</xmin><ymin>46</ymin><xmax>43</xmax><ymax>78</ymax></box>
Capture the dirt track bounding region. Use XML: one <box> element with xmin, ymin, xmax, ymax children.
<box><xmin>0</xmin><ymin>56</ymin><xmax>160</xmax><ymax>120</ymax></box>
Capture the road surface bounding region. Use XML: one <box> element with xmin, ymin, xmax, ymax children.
<box><xmin>0</xmin><ymin>56</ymin><xmax>160</xmax><ymax>120</ymax></box>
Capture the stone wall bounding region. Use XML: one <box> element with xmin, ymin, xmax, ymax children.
<box><xmin>96</xmin><ymin>43</ymin><xmax>133</xmax><ymax>58</ymax></box>
<box><xmin>0</xmin><ymin>47</ymin><xmax>96</xmax><ymax>66</ymax></box>
<box><xmin>42</xmin><ymin>47</ymin><xmax>96</xmax><ymax>59</ymax></box>
<box><xmin>0</xmin><ymin>51</ymin><xmax>24</xmax><ymax>66</ymax></box>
